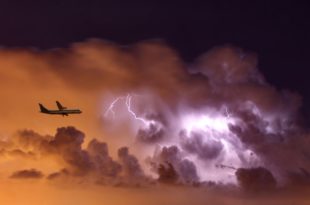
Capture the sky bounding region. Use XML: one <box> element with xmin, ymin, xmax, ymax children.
<box><xmin>1</xmin><ymin>1</ymin><xmax>310</xmax><ymax>119</ymax></box>
<box><xmin>0</xmin><ymin>2</ymin><xmax>309</xmax><ymax>91</ymax></box>
<box><xmin>0</xmin><ymin>1</ymin><xmax>309</xmax><ymax>205</ymax></box>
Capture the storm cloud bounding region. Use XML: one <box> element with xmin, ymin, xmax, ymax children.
<box><xmin>0</xmin><ymin>40</ymin><xmax>309</xmax><ymax>197</ymax></box>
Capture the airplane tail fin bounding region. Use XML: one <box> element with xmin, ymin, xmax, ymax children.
<box><xmin>56</xmin><ymin>101</ymin><xmax>67</xmax><ymax>110</ymax></box>
<box><xmin>39</xmin><ymin>103</ymin><xmax>49</xmax><ymax>113</ymax></box>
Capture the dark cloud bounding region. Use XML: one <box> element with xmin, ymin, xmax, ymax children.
<box><xmin>180</xmin><ymin>131</ymin><xmax>223</xmax><ymax>160</ymax></box>
<box><xmin>157</xmin><ymin>162</ymin><xmax>178</xmax><ymax>184</ymax></box>
<box><xmin>136</xmin><ymin>123</ymin><xmax>165</xmax><ymax>143</ymax></box>
<box><xmin>177</xmin><ymin>159</ymin><xmax>199</xmax><ymax>184</ymax></box>
<box><xmin>14</xmin><ymin>127</ymin><xmax>93</xmax><ymax>175</ymax></box>
<box><xmin>149</xmin><ymin>146</ymin><xmax>199</xmax><ymax>184</ymax></box>
<box><xmin>10</xmin><ymin>169</ymin><xmax>44</xmax><ymax>179</ymax></box>
<box><xmin>229</xmin><ymin>107</ymin><xmax>310</xmax><ymax>184</ymax></box>
<box><xmin>47</xmin><ymin>169</ymin><xmax>70</xmax><ymax>180</ymax></box>
<box><xmin>6</xmin><ymin>126</ymin><xmax>152</xmax><ymax>185</ymax></box>
<box><xmin>87</xmin><ymin>139</ymin><xmax>121</xmax><ymax>177</ymax></box>
<box><xmin>48</xmin><ymin>127</ymin><xmax>92</xmax><ymax>175</ymax></box>
<box><xmin>286</xmin><ymin>168</ymin><xmax>310</xmax><ymax>187</ymax></box>
<box><xmin>235</xmin><ymin>167</ymin><xmax>276</xmax><ymax>192</ymax></box>
<box><xmin>157</xmin><ymin>146</ymin><xmax>181</xmax><ymax>164</ymax></box>
<box><xmin>118</xmin><ymin>147</ymin><xmax>144</xmax><ymax>179</ymax></box>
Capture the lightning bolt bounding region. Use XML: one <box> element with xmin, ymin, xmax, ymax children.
<box><xmin>104</xmin><ymin>94</ymin><xmax>153</xmax><ymax>127</ymax></box>
<box><xmin>223</xmin><ymin>106</ymin><xmax>232</xmax><ymax>125</ymax></box>
<box><xmin>104</xmin><ymin>96</ymin><xmax>126</xmax><ymax>118</ymax></box>
<box><xmin>125</xmin><ymin>94</ymin><xmax>150</xmax><ymax>125</ymax></box>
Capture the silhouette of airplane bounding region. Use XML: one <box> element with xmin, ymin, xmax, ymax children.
<box><xmin>39</xmin><ymin>101</ymin><xmax>82</xmax><ymax>116</ymax></box>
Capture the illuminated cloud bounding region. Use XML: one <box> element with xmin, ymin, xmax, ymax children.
<box><xmin>0</xmin><ymin>39</ymin><xmax>309</xmax><ymax>194</ymax></box>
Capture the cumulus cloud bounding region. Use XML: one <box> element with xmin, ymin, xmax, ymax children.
<box><xmin>148</xmin><ymin>146</ymin><xmax>199</xmax><ymax>184</ymax></box>
<box><xmin>87</xmin><ymin>139</ymin><xmax>122</xmax><ymax>177</ymax></box>
<box><xmin>2</xmin><ymin>126</ymin><xmax>152</xmax><ymax>186</ymax></box>
<box><xmin>118</xmin><ymin>147</ymin><xmax>145</xmax><ymax>180</ymax></box>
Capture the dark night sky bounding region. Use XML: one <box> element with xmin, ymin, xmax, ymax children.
<box><xmin>0</xmin><ymin>1</ymin><xmax>310</xmax><ymax>118</ymax></box>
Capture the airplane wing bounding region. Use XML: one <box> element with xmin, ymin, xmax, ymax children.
<box><xmin>56</xmin><ymin>101</ymin><xmax>67</xmax><ymax>110</ymax></box>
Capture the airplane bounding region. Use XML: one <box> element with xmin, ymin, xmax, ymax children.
<box><xmin>39</xmin><ymin>101</ymin><xmax>82</xmax><ymax>116</ymax></box>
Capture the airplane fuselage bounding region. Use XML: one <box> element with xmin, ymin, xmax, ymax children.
<box><xmin>41</xmin><ymin>109</ymin><xmax>82</xmax><ymax>115</ymax></box>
